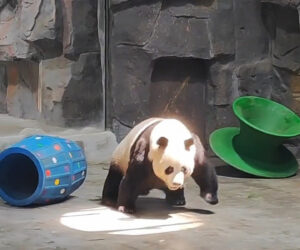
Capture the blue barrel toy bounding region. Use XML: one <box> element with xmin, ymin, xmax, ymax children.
<box><xmin>0</xmin><ymin>135</ymin><xmax>87</xmax><ymax>206</ymax></box>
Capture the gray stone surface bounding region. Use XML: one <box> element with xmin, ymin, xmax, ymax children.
<box><xmin>108</xmin><ymin>0</ymin><xmax>300</xmax><ymax>148</ymax></box>
<box><xmin>109</xmin><ymin>46</ymin><xmax>152</xmax><ymax>128</ymax></box>
<box><xmin>0</xmin><ymin>0</ymin><xmax>103</xmax><ymax>128</ymax></box>
<box><xmin>144</xmin><ymin>11</ymin><xmax>215</xmax><ymax>59</ymax></box>
<box><xmin>62</xmin><ymin>0</ymin><xmax>99</xmax><ymax>60</ymax></box>
<box><xmin>41</xmin><ymin>52</ymin><xmax>103</xmax><ymax>127</ymax></box>
<box><xmin>0</xmin><ymin>114</ymin><xmax>117</xmax><ymax>164</ymax></box>
<box><xmin>6</xmin><ymin>61</ymin><xmax>40</xmax><ymax>120</ymax></box>
<box><xmin>233</xmin><ymin>0</ymin><xmax>269</xmax><ymax>62</ymax></box>
<box><xmin>209</xmin><ymin>60</ymin><xmax>238</xmax><ymax>106</ymax></box>
<box><xmin>1</xmin><ymin>164</ymin><xmax>300</xmax><ymax>249</ymax></box>
<box><xmin>40</xmin><ymin>56</ymin><xmax>73</xmax><ymax>126</ymax></box>
<box><xmin>263</xmin><ymin>3</ymin><xmax>300</xmax><ymax>74</ymax></box>
<box><xmin>235</xmin><ymin>60</ymin><xmax>275</xmax><ymax>98</ymax></box>
<box><xmin>111</xmin><ymin>0</ymin><xmax>130</xmax><ymax>5</ymax></box>
<box><xmin>261</xmin><ymin>0</ymin><xmax>300</xmax><ymax>7</ymax></box>
<box><xmin>145</xmin><ymin>0</ymin><xmax>234</xmax><ymax>59</ymax></box>
<box><xmin>0</xmin><ymin>0</ymin><xmax>62</xmax><ymax>60</ymax></box>
<box><xmin>21</xmin><ymin>0</ymin><xmax>63</xmax><ymax>59</ymax></box>
<box><xmin>0</xmin><ymin>0</ymin><xmax>299</xmax><ymax>153</ymax></box>
<box><xmin>0</xmin><ymin>65</ymin><xmax>7</xmax><ymax>113</ymax></box>
<box><xmin>112</xmin><ymin>0</ymin><xmax>162</xmax><ymax>46</ymax></box>
<box><xmin>62</xmin><ymin>52</ymin><xmax>103</xmax><ymax>127</ymax></box>
<box><xmin>109</xmin><ymin>0</ymin><xmax>235</xmax><ymax>142</ymax></box>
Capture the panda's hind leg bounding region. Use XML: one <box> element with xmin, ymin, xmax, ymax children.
<box><xmin>165</xmin><ymin>188</ymin><xmax>186</xmax><ymax>206</ymax></box>
<box><xmin>101</xmin><ymin>164</ymin><xmax>123</xmax><ymax>207</ymax></box>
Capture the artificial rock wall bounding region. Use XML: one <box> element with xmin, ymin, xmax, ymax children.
<box><xmin>108</xmin><ymin>0</ymin><xmax>300</xmax><ymax>149</ymax></box>
<box><xmin>0</xmin><ymin>0</ymin><xmax>299</xmax><ymax>151</ymax></box>
<box><xmin>0</xmin><ymin>0</ymin><xmax>103</xmax><ymax>127</ymax></box>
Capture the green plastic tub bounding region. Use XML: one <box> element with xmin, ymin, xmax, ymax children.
<box><xmin>210</xmin><ymin>96</ymin><xmax>300</xmax><ymax>178</ymax></box>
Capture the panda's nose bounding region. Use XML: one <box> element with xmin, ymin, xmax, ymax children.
<box><xmin>173</xmin><ymin>172</ymin><xmax>184</xmax><ymax>186</ymax></box>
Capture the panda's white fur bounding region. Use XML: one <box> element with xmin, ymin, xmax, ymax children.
<box><xmin>111</xmin><ymin>118</ymin><xmax>205</xmax><ymax>190</ymax></box>
<box><xmin>111</xmin><ymin>117</ymin><xmax>163</xmax><ymax>174</ymax></box>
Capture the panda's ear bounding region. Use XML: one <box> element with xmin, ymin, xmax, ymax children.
<box><xmin>157</xmin><ymin>137</ymin><xmax>168</xmax><ymax>148</ymax></box>
<box><xmin>184</xmin><ymin>138</ymin><xmax>194</xmax><ymax>151</ymax></box>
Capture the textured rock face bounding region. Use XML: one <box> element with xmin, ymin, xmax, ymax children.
<box><xmin>261</xmin><ymin>2</ymin><xmax>300</xmax><ymax>119</ymax></box>
<box><xmin>0</xmin><ymin>0</ymin><xmax>62</xmax><ymax>60</ymax></box>
<box><xmin>41</xmin><ymin>53</ymin><xmax>102</xmax><ymax>127</ymax></box>
<box><xmin>263</xmin><ymin>3</ymin><xmax>300</xmax><ymax>73</ymax></box>
<box><xmin>108</xmin><ymin>0</ymin><xmax>300</xmax><ymax>146</ymax></box>
<box><xmin>0</xmin><ymin>0</ymin><xmax>299</xmax><ymax>149</ymax></box>
<box><xmin>0</xmin><ymin>64</ymin><xmax>6</xmax><ymax>113</ymax></box>
<box><xmin>62</xmin><ymin>0</ymin><xmax>99</xmax><ymax>60</ymax></box>
<box><xmin>261</xmin><ymin>0</ymin><xmax>300</xmax><ymax>7</ymax></box>
<box><xmin>0</xmin><ymin>0</ymin><xmax>103</xmax><ymax>128</ymax></box>
<box><xmin>6</xmin><ymin>61</ymin><xmax>40</xmax><ymax>120</ymax></box>
<box><xmin>109</xmin><ymin>0</ymin><xmax>236</xmax><ymax>142</ymax></box>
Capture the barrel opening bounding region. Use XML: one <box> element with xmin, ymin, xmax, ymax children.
<box><xmin>0</xmin><ymin>154</ymin><xmax>39</xmax><ymax>200</ymax></box>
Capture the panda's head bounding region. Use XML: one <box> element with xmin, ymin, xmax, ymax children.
<box><xmin>148</xmin><ymin>119</ymin><xmax>199</xmax><ymax>190</ymax></box>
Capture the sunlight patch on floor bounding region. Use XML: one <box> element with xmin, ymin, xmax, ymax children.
<box><xmin>60</xmin><ymin>206</ymin><xmax>203</xmax><ymax>235</ymax></box>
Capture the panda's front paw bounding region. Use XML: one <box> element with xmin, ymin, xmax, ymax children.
<box><xmin>101</xmin><ymin>198</ymin><xmax>117</xmax><ymax>208</ymax></box>
<box><xmin>166</xmin><ymin>197</ymin><xmax>186</xmax><ymax>206</ymax></box>
<box><xmin>118</xmin><ymin>206</ymin><xmax>135</xmax><ymax>214</ymax></box>
<box><xmin>165</xmin><ymin>189</ymin><xmax>186</xmax><ymax>206</ymax></box>
<box><xmin>174</xmin><ymin>198</ymin><xmax>186</xmax><ymax>206</ymax></box>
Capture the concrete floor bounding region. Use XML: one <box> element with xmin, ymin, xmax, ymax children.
<box><xmin>0</xmin><ymin>164</ymin><xmax>300</xmax><ymax>250</ymax></box>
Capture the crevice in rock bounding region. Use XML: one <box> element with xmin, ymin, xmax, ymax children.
<box><xmin>209</xmin><ymin>54</ymin><xmax>235</xmax><ymax>66</ymax></box>
<box><xmin>170</xmin><ymin>14</ymin><xmax>209</xmax><ymax>20</ymax></box>
<box><xmin>116</xmin><ymin>42</ymin><xmax>145</xmax><ymax>48</ymax></box>
<box><xmin>111</xmin><ymin>0</ymin><xmax>161</xmax><ymax>13</ymax></box>
<box><xmin>140</xmin><ymin>1</ymin><xmax>163</xmax><ymax>48</ymax></box>
<box><xmin>162</xmin><ymin>0</ymin><xmax>215</xmax><ymax>9</ymax></box>
<box><xmin>112</xmin><ymin>116</ymin><xmax>133</xmax><ymax>129</ymax></box>
<box><xmin>281</xmin><ymin>45</ymin><xmax>299</xmax><ymax>57</ymax></box>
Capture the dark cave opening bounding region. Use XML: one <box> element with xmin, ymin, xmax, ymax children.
<box><xmin>150</xmin><ymin>57</ymin><xmax>209</xmax><ymax>141</ymax></box>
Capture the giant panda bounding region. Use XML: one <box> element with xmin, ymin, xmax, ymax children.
<box><xmin>101</xmin><ymin>117</ymin><xmax>218</xmax><ymax>213</ymax></box>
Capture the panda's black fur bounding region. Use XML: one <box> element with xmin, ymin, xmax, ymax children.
<box><xmin>101</xmin><ymin>118</ymin><xmax>218</xmax><ymax>213</ymax></box>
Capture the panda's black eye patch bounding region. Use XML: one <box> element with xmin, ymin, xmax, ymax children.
<box><xmin>165</xmin><ymin>166</ymin><xmax>174</xmax><ymax>175</ymax></box>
